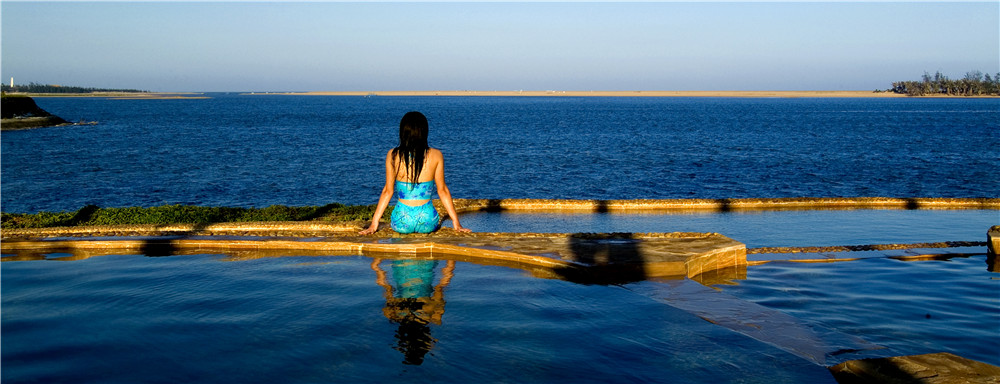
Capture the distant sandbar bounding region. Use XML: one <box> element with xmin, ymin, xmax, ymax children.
<box><xmin>24</xmin><ymin>93</ymin><xmax>209</xmax><ymax>100</ymax></box>
<box><xmin>267</xmin><ymin>90</ymin><xmax>931</xmax><ymax>98</ymax></box>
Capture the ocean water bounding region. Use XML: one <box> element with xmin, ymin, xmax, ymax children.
<box><xmin>2</xmin><ymin>95</ymin><xmax>998</xmax><ymax>213</ymax></box>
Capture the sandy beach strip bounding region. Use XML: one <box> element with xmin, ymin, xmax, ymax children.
<box><xmin>269</xmin><ymin>90</ymin><xmax>924</xmax><ymax>98</ymax></box>
<box><xmin>23</xmin><ymin>92</ymin><xmax>209</xmax><ymax>100</ymax></box>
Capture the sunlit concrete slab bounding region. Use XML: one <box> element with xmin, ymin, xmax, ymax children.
<box><xmin>0</xmin><ymin>231</ymin><xmax>746</xmax><ymax>283</ymax></box>
<box><xmin>829</xmin><ymin>352</ymin><xmax>1000</xmax><ymax>384</ymax></box>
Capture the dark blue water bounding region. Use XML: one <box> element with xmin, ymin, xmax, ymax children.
<box><xmin>715</xmin><ymin>256</ymin><xmax>1000</xmax><ymax>367</ymax></box>
<box><xmin>459</xmin><ymin>209</ymin><xmax>998</xmax><ymax>248</ymax></box>
<box><xmin>3</xmin><ymin>95</ymin><xmax>998</xmax><ymax>213</ymax></box>
<box><xmin>1</xmin><ymin>254</ymin><xmax>836</xmax><ymax>384</ymax></box>
<box><xmin>4</xmin><ymin>252</ymin><xmax>996</xmax><ymax>383</ymax></box>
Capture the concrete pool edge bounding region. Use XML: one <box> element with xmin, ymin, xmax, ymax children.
<box><xmin>3</xmin><ymin>197</ymin><xmax>996</xmax><ymax>281</ymax></box>
<box><xmin>2</xmin><ymin>197</ymin><xmax>996</xmax><ymax>238</ymax></box>
<box><xmin>451</xmin><ymin>197</ymin><xmax>1000</xmax><ymax>213</ymax></box>
<box><xmin>3</xmin><ymin>197</ymin><xmax>996</xmax><ymax>239</ymax></box>
<box><xmin>0</xmin><ymin>232</ymin><xmax>747</xmax><ymax>283</ymax></box>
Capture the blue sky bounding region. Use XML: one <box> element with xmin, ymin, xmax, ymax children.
<box><xmin>2</xmin><ymin>2</ymin><xmax>998</xmax><ymax>92</ymax></box>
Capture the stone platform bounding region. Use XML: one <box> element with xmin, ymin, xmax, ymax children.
<box><xmin>4</xmin><ymin>196</ymin><xmax>997</xmax><ymax>284</ymax></box>
<box><xmin>0</xmin><ymin>230</ymin><xmax>746</xmax><ymax>285</ymax></box>
<box><xmin>829</xmin><ymin>352</ymin><xmax>1000</xmax><ymax>384</ymax></box>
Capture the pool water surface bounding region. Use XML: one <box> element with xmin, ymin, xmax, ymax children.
<box><xmin>457</xmin><ymin>209</ymin><xmax>997</xmax><ymax>248</ymax></box>
<box><xmin>2</xmin><ymin>248</ymin><xmax>997</xmax><ymax>383</ymax></box>
<box><xmin>3</xmin><ymin>253</ymin><xmax>835</xmax><ymax>384</ymax></box>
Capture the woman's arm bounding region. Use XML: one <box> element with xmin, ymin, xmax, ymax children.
<box><xmin>433</xmin><ymin>150</ymin><xmax>471</xmax><ymax>233</ymax></box>
<box><xmin>370</xmin><ymin>258</ymin><xmax>393</xmax><ymax>299</ymax></box>
<box><xmin>428</xmin><ymin>260</ymin><xmax>455</xmax><ymax>324</ymax></box>
<box><xmin>359</xmin><ymin>150</ymin><xmax>396</xmax><ymax>235</ymax></box>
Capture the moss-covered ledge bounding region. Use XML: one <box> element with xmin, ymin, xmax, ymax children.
<box><xmin>0</xmin><ymin>221</ymin><xmax>362</xmax><ymax>238</ymax></box>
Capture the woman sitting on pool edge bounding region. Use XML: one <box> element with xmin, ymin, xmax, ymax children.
<box><xmin>359</xmin><ymin>111</ymin><xmax>471</xmax><ymax>235</ymax></box>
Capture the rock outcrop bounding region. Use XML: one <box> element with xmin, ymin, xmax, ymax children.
<box><xmin>1</xmin><ymin>95</ymin><xmax>69</xmax><ymax>130</ymax></box>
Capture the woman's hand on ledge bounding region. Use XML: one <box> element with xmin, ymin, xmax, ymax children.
<box><xmin>359</xmin><ymin>223</ymin><xmax>379</xmax><ymax>235</ymax></box>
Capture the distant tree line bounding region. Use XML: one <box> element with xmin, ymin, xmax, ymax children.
<box><xmin>891</xmin><ymin>71</ymin><xmax>1000</xmax><ymax>96</ymax></box>
<box><xmin>1</xmin><ymin>82</ymin><xmax>148</xmax><ymax>94</ymax></box>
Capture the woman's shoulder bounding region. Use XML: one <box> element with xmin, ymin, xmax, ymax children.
<box><xmin>427</xmin><ymin>148</ymin><xmax>444</xmax><ymax>158</ymax></box>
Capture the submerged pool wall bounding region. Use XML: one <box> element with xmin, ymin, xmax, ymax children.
<box><xmin>989</xmin><ymin>225</ymin><xmax>999</xmax><ymax>271</ymax></box>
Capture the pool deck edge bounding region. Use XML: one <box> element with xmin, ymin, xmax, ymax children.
<box><xmin>451</xmin><ymin>197</ymin><xmax>1000</xmax><ymax>213</ymax></box>
<box><xmin>0</xmin><ymin>232</ymin><xmax>748</xmax><ymax>283</ymax></box>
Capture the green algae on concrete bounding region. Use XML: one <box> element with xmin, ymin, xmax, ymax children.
<box><xmin>0</xmin><ymin>203</ymin><xmax>379</xmax><ymax>230</ymax></box>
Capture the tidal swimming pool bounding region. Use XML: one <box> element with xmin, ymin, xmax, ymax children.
<box><xmin>2</xmin><ymin>252</ymin><xmax>997</xmax><ymax>383</ymax></box>
<box><xmin>2</xmin><ymin>209</ymin><xmax>998</xmax><ymax>383</ymax></box>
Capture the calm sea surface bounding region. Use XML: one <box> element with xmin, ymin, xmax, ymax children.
<box><xmin>2</xmin><ymin>95</ymin><xmax>998</xmax><ymax>213</ymax></box>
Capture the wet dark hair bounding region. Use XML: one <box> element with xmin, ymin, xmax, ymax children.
<box><xmin>391</xmin><ymin>111</ymin><xmax>430</xmax><ymax>184</ymax></box>
<box><xmin>390</xmin><ymin>299</ymin><xmax>435</xmax><ymax>365</ymax></box>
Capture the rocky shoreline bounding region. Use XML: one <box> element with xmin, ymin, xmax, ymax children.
<box><xmin>1</xmin><ymin>94</ymin><xmax>70</xmax><ymax>130</ymax></box>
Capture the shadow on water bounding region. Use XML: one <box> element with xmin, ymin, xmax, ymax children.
<box><xmin>484</xmin><ymin>199</ymin><xmax>505</xmax><ymax>212</ymax></box>
<box><xmin>593</xmin><ymin>199</ymin><xmax>608</xmax><ymax>213</ymax></box>
<box><xmin>300</xmin><ymin>203</ymin><xmax>351</xmax><ymax>221</ymax></box>
<box><xmin>556</xmin><ymin>232</ymin><xmax>648</xmax><ymax>285</ymax></box>
<box><xmin>66</xmin><ymin>204</ymin><xmax>101</xmax><ymax>226</ymax></box>
<box><xmin>715</xmin><ymin>199</ymin><xmax>733</xmax><ymax>213</ymax></box>
<box><xmin>141</xmin><ymin>222</ymin><xmax>213</xmax><ymax>257</ymax></box>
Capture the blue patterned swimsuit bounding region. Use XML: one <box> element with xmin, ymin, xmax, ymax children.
<box><xmin>391</xmin><ymin>180</ymin><xmax>440</xmax><ymax>234</ymax></box>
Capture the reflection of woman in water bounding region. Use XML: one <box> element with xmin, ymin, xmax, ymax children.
<box><xmin>371</xmin><ymin>258</ymin><xmax>455</xmax><ymax>365</ymax></box>
<box><xmin>359</xmin><ymin>111</ymin><xmax>470</xmax><ymax>235</ymax></box>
